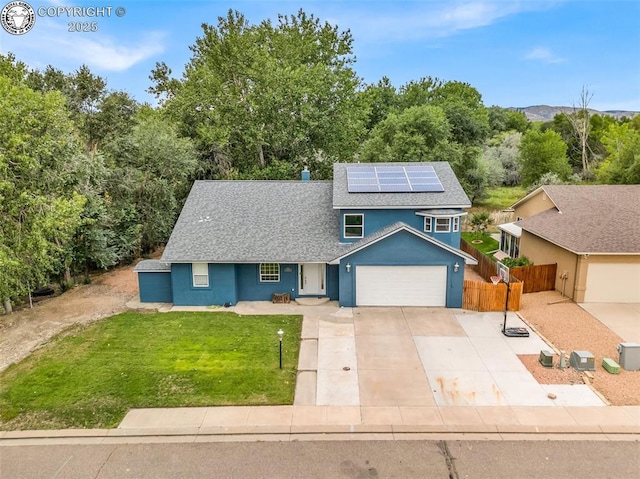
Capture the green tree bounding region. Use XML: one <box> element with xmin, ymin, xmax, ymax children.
<box><xmin>103</xmin><ymin>113</ymin><xmax>198</xmax><ymax>256</ymax></box>
<box><xmin>152</xmin><ymin>9</ymin><xmax>367</xmax><ymax>178</ymax></box>
<box><xmin>518</xmin><ymin>129</ymin><xmax>571</xmax><ymax>186</ymax></box>
<box><xmin>597</xmin><ymin>119</ymin><xmax>640</xmax><ymax>184</ymax></box>
<box><xmin>0</xmin><ymin>76</ymin><xmax>86</xmax><ymax>311</ymax></box>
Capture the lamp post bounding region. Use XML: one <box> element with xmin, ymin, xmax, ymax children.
<box><xmin>277</xmin><ymin>329</ymin><xmax>284</xmax><ymax>369</ymax></box>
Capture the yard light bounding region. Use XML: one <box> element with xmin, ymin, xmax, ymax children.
<box><xmin>277</xmin><ymin>329</ymin><xmax>284</xmax><ymax>369</ymax></box>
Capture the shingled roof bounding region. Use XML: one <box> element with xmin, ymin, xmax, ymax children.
<box><xmin>517</xmin><ymin>185</ymin><xmax>640</xmax><ymax>254</ymax></box>
<box><xmin>161</xmin><ymin>181</ymin><xmax>344</xmax><ymax>263</ymax></box>
<box><xmin>332</xmin><ymin>162</ymin><xmax>471</xmax><ymax>209</ymax></box>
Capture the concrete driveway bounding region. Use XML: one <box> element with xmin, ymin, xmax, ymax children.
<box><xmin>308</xmin><ymin>307</ymin><xmax>604</xmax><ymax>408</ymax></box>
<box><xmin>579</xmin><ymin>303</ymin><xmax>640</xmax><ymax>343</ymax></box>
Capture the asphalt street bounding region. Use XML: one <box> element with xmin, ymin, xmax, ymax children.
<box><xmin>1</xmin><ymin>440</ymin><xmax>638</xmax><ymax>478</ymax></box>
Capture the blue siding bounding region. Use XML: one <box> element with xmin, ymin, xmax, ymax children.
<box><xmin>338</xmin><ymin>229</ymin><xmax>465</xmax><ymax>308</ymax></box>
<box><xmin>326</xmin><ymin>264</ymin><xmax>339</xmax><ymax>300</ymax></box>
<box><xmin>340</xmin><ymin>209</ymin><xmax>461</xmax><ymax>247</ymax></box>
<box><xmin>237</xmin><ymin>263</ymin><xmax>298</xmax><ymax>301</ymax></box>
<box><xmin>171</xmin><ymin>263</ymin><xmax>237</xmax><ymax>306</ymax></box>
<box><xmin>138</xmin><ymin>272</ymin><xmax>173</xmax><ymax>302</ymax></box>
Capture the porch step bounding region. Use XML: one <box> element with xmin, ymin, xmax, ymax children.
<box><xmin>295</xmin><ymin>297</ymin><xmax>331</xmax><ymax>306</ymax></box>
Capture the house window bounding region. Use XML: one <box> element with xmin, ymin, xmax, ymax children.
<box><xmin>192</xmin><ymin>263</ymin><xmax>209</xmax><ymax>287</ymax></box>
<box><xmin>344</xmin><ymin>214</ymin><xmax>364</xmax><ymax>238</ymax></box>
<box><xmin>453</xmin><ymin>216</ymin><xmax>460</xmax><ymax>232</ymax></box>
<box><xmin>424</xmin><ymin>217</ymin><xmax>432</xmax><ymax>232</ymax></box>
<box><xmin>435</xmin><ymin>218</ymin><xmax>451</xmax><ymax>232</ymax></box>
<box><xmin>500</xmin><ymin>232</ymin><xmax>520</xmax><ymax>258</ymax></box>
<box><xmin>260</xmin><ymin>263</ymin><xmax>280</xmax><ymax>282</ymax></box>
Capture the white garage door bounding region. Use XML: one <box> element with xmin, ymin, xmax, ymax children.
<box><xmin>584</xmin><ymin>263</ymin><xmax>640</xmax><ymax>303</ymax></box>
<box><xmin>356</xmin><ymin>265</ymin><xmax>447</xmax><ymax>306</ymax></box>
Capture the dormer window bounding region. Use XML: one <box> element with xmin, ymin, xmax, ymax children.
<box><xmin>344</xmin><ymin>214</ymin><xmax>364</xmax><ymax>238</ymax></box>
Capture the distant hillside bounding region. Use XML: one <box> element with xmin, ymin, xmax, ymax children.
<box><xmin>508</xmin><ymin>105</ymin><xmax>639</xmax><ymax>122</ymax></box>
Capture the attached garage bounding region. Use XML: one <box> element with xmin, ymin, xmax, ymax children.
<box><xmin>356</xmin><ymin>265</ymin><xmax>447</xmax><ymax>306</ymax></box>
<box><xmin>584</xmin><ymin>262</ymin><xmax>640</xmax><ymax>303</ymax></box>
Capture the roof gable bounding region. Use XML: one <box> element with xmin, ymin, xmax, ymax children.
<box><xmin>331</xmin><ymin>221</ymin><xmax>477</xmax><ymax>264</ymax></box>
<box><xmin>332</xmin><ymin>162</ymin><xmax>471</xmax><ymax>209</ymax></box>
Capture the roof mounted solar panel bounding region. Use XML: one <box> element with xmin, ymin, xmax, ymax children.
<box><xmin>347</xmin><ymin>165</ymin><xmax>444</xmax><ymax>193</ymax></box>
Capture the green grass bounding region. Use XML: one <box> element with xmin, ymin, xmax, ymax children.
<box><xmin>476</xmin><ymin>186</ymin><xmax>527</xmax><ymax>210</ymax></box>
<box><xmin>461</xmin><ymin>232</ymin><xmax>500</xmax><ymax>258</ymax></box>
<box><xmin>0</xmin><ymin>311</ymin><xmax>302</xmax><ymax>430</ymax></box>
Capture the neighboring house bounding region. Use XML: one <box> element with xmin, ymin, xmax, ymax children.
<box><xmin>497</xmin><ymin>185</ymin><xmax>640</xmax><ymax>303</ymax></box>
<box><xmin>135</xmin><ymin>162</ymin><xmax>477</xmax><ymax>307</ymax></box>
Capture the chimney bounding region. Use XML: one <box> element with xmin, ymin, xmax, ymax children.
<box><xmin>301</xmin><ymin>167</ymin><xmax>310</xmax><ymax>181</ymax></box>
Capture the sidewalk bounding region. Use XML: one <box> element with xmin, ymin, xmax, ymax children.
<box><xmin>1</xmin><ymin>404</ymin><xmax>639</xmax><ymax>445</ymax></box>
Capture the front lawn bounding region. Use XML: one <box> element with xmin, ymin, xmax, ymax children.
<box><xmin>0</xmin><ymin>311</ymin><xmax>302</xmax><ymax>430</ymax></box>
<box><xmin>461</xmin><ymin>232</ymin><xmax>500</xmax><ymax>258</ymax></box>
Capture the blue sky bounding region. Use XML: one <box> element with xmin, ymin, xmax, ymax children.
<box><xmin>1</xmin><ymin>0</ymin><xmax>639</xmax><ymax>111</ymax></box>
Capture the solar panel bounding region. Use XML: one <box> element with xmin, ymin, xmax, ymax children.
<box><xmin>346</xmin><ymin>165</ymin><xmax>444</xmax><ymax>193</ymax></box>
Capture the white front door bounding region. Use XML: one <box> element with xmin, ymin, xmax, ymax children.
<box><xmin>299</xmin><ymin>263</ymin><xmax>326</xmax><ymax>296</ymax></box>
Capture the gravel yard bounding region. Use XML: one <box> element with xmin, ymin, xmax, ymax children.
<box><xmin>518</xmin><ymin>291</ymin><xmax>639</xmax><ymax>406</ymax></box>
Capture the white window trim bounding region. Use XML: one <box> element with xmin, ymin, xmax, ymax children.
<box><xmin>259</xmin><ymin>263</ymin><xmax>280</xmax><ymax>282</ymax></box>
<box><xmin>192</xmin><ymin>263</ymin><xmax>209</xmax><ymax>287</ymax></box>
<box><xmin>435</xmin><ymin>217</ymin><xmax>451</xmax><ymax>233</ymax></box>
<box><xmin>344</xmin><ymin>213</ymin><xmax>364</xmax><ymax>238</ymax></box>
<box><xmin>453</xmin><ymin>216</ymin><xmax>460</xmax><ymax>232</ymax></box>
<box><xmin>424</xmin><ymin>217</ymin><xmax>432</xmax><ymax>232</ymax></box>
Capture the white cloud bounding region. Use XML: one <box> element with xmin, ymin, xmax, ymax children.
<box><xmin>524</xmin><ymin>47</ymin><xmax>566</xmax><ymax>64</ymax></box>
<box><xmin>333</xmin><ymin>1</ymin><xmax>559</xmax><ymax>43</ymax></box>
<box><xmin>1</xmin><ymin>17</ymin><xmax>165</xmax><ymax>73</ymax></box>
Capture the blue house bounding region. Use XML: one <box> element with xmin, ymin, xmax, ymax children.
<box><xmin>135</xmin><ymin>162</ymin><xmax>477</xmax><ymax>307</ymax></box>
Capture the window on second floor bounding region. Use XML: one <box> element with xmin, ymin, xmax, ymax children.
<box><xmin>424</xmin><ymin>217</ymin><xmax>432</xmax><ymax>232</ymax></box>
<box><xmin>435</xmin><ymin>217</ymin><xmax>451</xmax><ymax>232</ymax></box>
<box><xmin>344</xmin><ymin>214</ymin><xmax>364</xmax><ymax>238</ymax></box>
<box><xmin>453</xmin><ymin>216</ymin><xmax>460</xmax><ymax>232</ymax></box>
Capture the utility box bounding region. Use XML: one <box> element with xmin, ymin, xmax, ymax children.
<box><xmin>617</xmin><ymin>342</ymin><xmax>640</xmax><ymax>371</ymax></box>
<box><xmin>570</xmin><ymin>350</ymin><xmax>595</xmax><ymax>371</ymax></box>
<box><xmin>602</xmin><ymin>358</ymin><xmax>620</xmax><ymax>374</ymax></box>
<box><xmin>539</xmin><ymin>350</ymin><xmax>554</xmax><ymax>368</ymax></box>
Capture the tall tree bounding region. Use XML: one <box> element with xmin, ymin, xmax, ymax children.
<box><xmin>518</xmin><ymin>129</ymin><xmax>571</xmax><ymax>186</ymax></box>
<box><xmin>597</xmin><ymin>117</ymin><xmax>640</xmax><ymax>184</ymax></box>
<box><xmin>0</xmin><ymin>76</ymin><xmax>86</xmax><ymax>311</ymax></box>
<box><xmin>151</xmin><ymin>9</ymin><xmax>367</xmax><ymax>178</ymax></box>
<box><xmin>564</xmin><ymin>86</ymin><xmax>594</xmax><ymax>177</ymax></box>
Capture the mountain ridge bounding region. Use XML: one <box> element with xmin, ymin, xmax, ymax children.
<box><xmin>507</xmin><ymin>105</ymin><xmax>638</xmax><ymax>122</ymax></box>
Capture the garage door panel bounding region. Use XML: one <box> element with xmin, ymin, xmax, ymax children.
<box><xmin>356</xmin><ymin>265</ymin><xmax>447</xmax><ymax>306</ymax></box>
<box><xmin>585</xmin><ymin>263</ymin><xmax>640</xmax><ymax>303</ymax></box>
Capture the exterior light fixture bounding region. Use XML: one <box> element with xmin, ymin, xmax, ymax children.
<box><xmin>453</xmin><ymin>262</ymin><xmax>460</xmax><ymax>272</ymax></box>
<box><xmin>277</xmin><ymin>329</ymin><xmax>284</xmax><ymax>369</ymax></box>
<box><xmin>346</xmin><ymin>263</ymin><xmax>351</xmax><ymax>273</ymax></box>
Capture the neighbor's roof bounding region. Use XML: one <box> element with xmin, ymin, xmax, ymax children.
<box><xmin>517</xmin><ymin>185</ymin><xmax>640</xmax><ymax>254</ymax></box>
<box><xmin>161</xmin><ymin>181</ymin><xmax>343</xmax><ymax>263</ymax></box>
<box><xmin>332</xmin><ymin>162</ymin><xmax>472</xmax><ymax>209</ymax></box>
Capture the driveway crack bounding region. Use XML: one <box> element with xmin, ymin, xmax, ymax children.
<box><xmin>437</xmin><ymin>440</ymin><xmax>459</xmax><ymax>479</ymax></box>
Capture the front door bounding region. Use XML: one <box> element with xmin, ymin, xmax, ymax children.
<box><xmin>298</xmin><ymin>263</ymin><xmax>326</xmax><ymax>296</ymax></box>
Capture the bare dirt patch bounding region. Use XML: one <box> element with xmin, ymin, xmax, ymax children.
<box><xmin>0</xmin><ymin>264</ymin><xmax>139</xmax><ymax>372</ymax></box>
<box><xmin>518</xmin><ymin>291</ymin><xmax>639</xmax><ymax>406</ymax></box>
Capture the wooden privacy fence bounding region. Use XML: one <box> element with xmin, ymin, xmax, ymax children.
<box><xmin>460</xmin><ymin>239</ymin><xmax>497</xmax><ymax>281</ymax></box>
<box><xmin>463</xmin><ymin>280</ymin><xmax>522</xmax><ymax>312</ymax></box>
<box><xmin>510</xmin><ymin>263</ymin><xmax>557</xmax><ymax>293</ymax></box>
